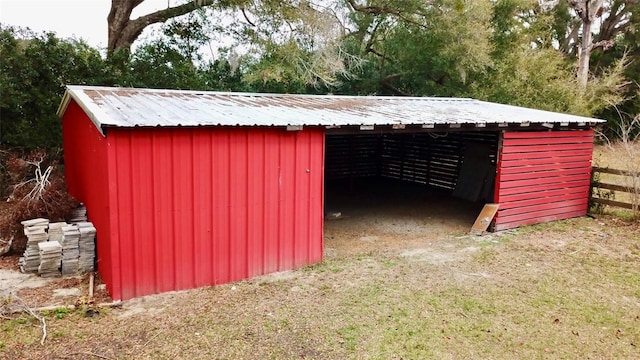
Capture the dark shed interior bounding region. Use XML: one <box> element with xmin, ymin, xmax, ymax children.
<box><xmin>324</xmin><ymin>131</ymin><xmax>500</xmax><ymax>206</ymax></box>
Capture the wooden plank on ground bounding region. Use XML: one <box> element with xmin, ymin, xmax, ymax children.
<box><xmin>470</xmin><ymin>204</ymin><xmax>500</xmax><ymax>235</ymax></box>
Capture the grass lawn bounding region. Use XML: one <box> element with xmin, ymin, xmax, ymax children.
<box><xmin>592</xmin><ymin>143</ymin><xmax>640</xmax><ymax>220</ymax></box>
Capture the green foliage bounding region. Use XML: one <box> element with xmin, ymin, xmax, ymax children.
<box><xmin>42</xmin><ymin>307</ymin><xmax>72</xmax><ymax>320</ymax></box>
<box><xmin>470</xmin><ymin>0</ymin><xmax>626</xmax><ymax>117</ymax></box>
<box><xmin>241</xmin><ymin>41</ymin><xmax>318</xmax><ymax>93</ymax></box>
<box><xmin>1</xmin><ymin>0</ymin><xmax>638</xmax><ymax>151</ymax></box>
<box><xmin>338</xmin><ymin>0</ymin><xmax>494</xmax><ymax>96</ymax></box>
<box><xmin>0</xmin><ymin>22</ymin><xmax>246</xmax><ymax>150</ymax></box>
<box><xmin>0</xmin><ymin>26</ymin><xmax>106</xmax><ymax>149</ymax></box>
<box><xmin>592</xmin><ymin>18</ymin><xmax>640</xmax><ymax>136</ymax></box>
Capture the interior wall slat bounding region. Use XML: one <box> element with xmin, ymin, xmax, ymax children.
<box><xmin>499</xmin><ymin>167</ymin><xmax>591</xmax><ymax>182</ymax></box>
<box><xmin>499</xmin><ymin>149</ymin><xmax>593</xmax><ymax>161</ymax></box>
<box><xmin>326</xmin><ymin>132</ymin><xmax>498</xmax><ymax>191</ymax></box>
<box><xmin>498</xmin><ymin>186</ymin><xmax>587</xmax><ymax>203</ymax></box>
<box><xmin>500</xmin><ymin>142</ymin><xmax>593</xmax><ymax>154</ymax></box>
<box><xmin>494</xmin><ymin>210</ymin><xmax>587</xmax><ymax>231</ymax></box>
<box><xmin>499</xmin><ymin>160</ymin><xmax>592</xmax><ymax>175</ymax></box>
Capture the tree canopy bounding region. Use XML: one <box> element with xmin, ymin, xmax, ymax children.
<box><xmin>0</xmin><ymin>0</ymin><xmax>638</xmax><ymax>149</ymax></box>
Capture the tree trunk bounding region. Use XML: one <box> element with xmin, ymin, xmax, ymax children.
<box><xmin>107</xmin><ymin>0</ymin><xmax>217</xmax><ymax>54</ymax></box>
<box><xmin>107</xmin><ymin>0</ymin><xmax>140</xmax><ymax>54</ymax></box>
<box><xmin>567</xmin><ymin>0</ymin><xmax>607</xmax><ymax>87</ymax></box>
<box><xmin>577</xmin><ymin>19</ymin><xmax>592</xmax><ymax>87</ymax></box>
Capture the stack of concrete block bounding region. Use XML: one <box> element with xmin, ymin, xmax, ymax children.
<box><xmin>47</xmin><ymin>222</ymin><xmax>66</xmax><ymax>243</ymax></box>
<box><xmin>38</xmin><ymin>240</ymin><xmax>62</xmax><ymax>277</ymax></box>
<box><xmin>61</xmin><ymin>224</ymin><xmax>80</xmax><ymax>276</ymax></box>
<box><xmin>18</xmin><ymin>218</ymin><xmax>49</xmax><ymax>273</ymax></box>
<box><xmin>77</xmin><ymin>222</ymin><xmax>96</xmax><ymax>273</ymax></box>
<box><xmin>69</xmin><ymin>204</ymin><xmax>87</xmax><ymax>223</ymax></box>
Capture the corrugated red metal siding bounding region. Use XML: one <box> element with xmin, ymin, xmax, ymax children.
<box><xmin>61</xmin><ymin>100</ymin><xmax>114</xmax><ymax>294</ymax></box>
<box><xmin>106</xmin><ymin>127</ymin><xmax>324</xmax><ymax>300</ymax></box>
<box><xmin>494</xmin><ymin>130</ymin><xmax>594</xmax><ymax>230</ymax></box>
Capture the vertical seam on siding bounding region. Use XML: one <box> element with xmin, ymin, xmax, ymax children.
<box><xmin>149</xmin><ymin>133</ymin><xmax>157</xmax><ymax>294</ymax></box>
<box><xmin>277</xmin><ymin>132</ymin><xmax>281</xmax><ymax>270</ymax></box>
<box><xmin>321</xmin><ymin>130</ymin><xmax>326</xmax><ymax>259</ymax></box>
<box><xmin>111</xmin><ymin>133</ymin><xmax>122</xmax><ymax>300</ymax></box>
<box><xmin>262</xmin><ymin>131</ymin><xmax>266</xmax><ymax>274</ymax></box>
<box><xmin>293</xmin><ymin>132</ymin><xmax>298</xmax><ymax>266</ymax></box>
<box><xmin>214</xmin><ymin>131</ymin><xmax>218</xmax><ymax>284</ymax></box>
<box><xmin>307</xmin><ymin>132</ymin><xmax>312</xmax><ymax>262</ymax></box>
<box><xmin>245</xmin><ymin>129</ymin><xmax>250</xmax><ymax>279</ymax></box>
<box><xmin>227</xmin><ymin>130</ymin><xmax>232</xmax><ymax>279</ymax></box>
<box><xmin>128</xmin><ymin>132</ymin><xmax>136</xmax><ymax>297</ymax></box>
<box><xmin>190</xmin><ymin>131</ymin><xmax>196</xmax><ymax>288</ymax></box>
<box><xmin>170</xmin><ymin>130</ymin><xmax>177</xmax><ymax>291</ymax></box>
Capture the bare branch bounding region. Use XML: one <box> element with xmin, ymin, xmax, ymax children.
<box><xmin>560</xmin><ymin>21</ymin><xmax>581</xmax><ymax>55</ymax></box>
<box><xmin>108</xmin><ymin>0</ymin><xmax>217</xmax><ymax>52</ymax></box>
<box><xmin>9</xmin><ymin>294</ymin><xmax>47</xmax><ymax>345</ymax></box>
<box><xmin>365</xmin><ymin>44</ymin><xmax>393</xmax><ymax>63</ymax></box>
<box><xmin>345</xmin><ymin>0</ymin><xmax>429</xmax><ymax>30</ymax></box>
<box><xmin>241</xmin><ymin>7</ymin><xmax>256</xmax><ymax>27</ymax></box>
<box><xmin>598</xmin><ymin>1</ymin><xmax>632</xmax><ymax>43</ymax></box>
<box><xmin>592</xmin><ymin>39</ymin><xmax>615</xmax><ymax>51</ymax></box>
<box><xmin>380</xmin><ymin>74</ymin><xmax>411</xmax><ymax>96</ymax></box>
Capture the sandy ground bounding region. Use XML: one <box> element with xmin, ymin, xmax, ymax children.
<box><xmin>1</xmin><ymin>178</ymin><xmax>484</xmax><ymax>310</ymax></box>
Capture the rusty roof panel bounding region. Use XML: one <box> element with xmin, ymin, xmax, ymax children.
<box><xmin>59</xmin><ymin>86</ymin><xmax>602</xmax><ymax>134</ymax></box>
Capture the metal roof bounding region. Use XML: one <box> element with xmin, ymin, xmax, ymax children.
<box><xmin>58</xmin><ymin>85</ymin><xmax>602</xmax><ymax>135</ymax></box>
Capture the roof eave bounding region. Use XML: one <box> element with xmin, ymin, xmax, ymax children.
<box><xmin>58</xmin><ymin>86</ymin><xmax>110</xmax><ymax>137</ymax></box>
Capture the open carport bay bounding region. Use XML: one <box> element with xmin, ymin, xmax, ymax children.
<box><xmin>323</xmin><ymin>131</ymin><xmax>499</xmax><ymax>255</ymax></box>
<box><xmin>323</xmin><ymin>178</ymin><xmax>486</xmax><ymax>256</ymax></box>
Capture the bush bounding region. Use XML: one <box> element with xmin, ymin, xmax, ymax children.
<box><xmin>0</xmin><ymin>150</ymin><xmax>78</xmax><ymax>254</ymax></box>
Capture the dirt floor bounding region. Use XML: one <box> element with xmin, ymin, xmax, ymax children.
<box><xmin>2</xmin><ymin>179</ymin><xmax>478</xmax><ymax>310</ymax></box>
<box><xmin>324</xmin><ymin>178</ymin><xmax>483</xmax><ymax>257</ymax></box>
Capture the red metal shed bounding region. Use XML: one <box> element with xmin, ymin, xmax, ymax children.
<box><xmin>58</xmin><ymin>86</ymin><xmax>601</xmax><ymax>300</ymax></box>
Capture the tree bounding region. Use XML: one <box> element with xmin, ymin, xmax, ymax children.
<box><xmin>0</xmin><ymin>26</ymin><xmax>107</xmax><ymax>149</ymax></box>
<box><xmin>556</xmin><ymin>0</ymin><xmax>638</xmax><ymax>86</ymax></box>
<box><xmin>471</xmin><ymin>0</ymin><xmax>627</xmax><ymax>116</ymax></box>
<box><xmin>567</xmin><ymin>0</ymin><xmax>609</xmax><ymax>86</ymax></box>
<box><xmin>107</xmin><ymin>0</ymin><xmax>354</xmax><ymax>87</ymax></box>
<box><xmin>108</xmin><ymin>0</ymin><xmax>223</xmax><ymax>53</ymax></box>
<box><xmin>339</xmin><ymin>0</ymin><xmax>494</xmax><ymax>96</ymax></box>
